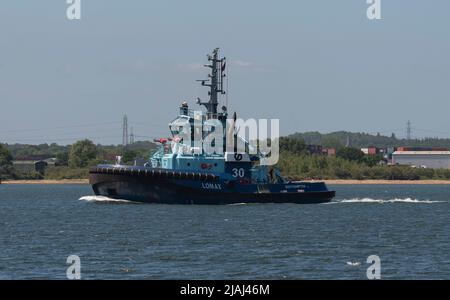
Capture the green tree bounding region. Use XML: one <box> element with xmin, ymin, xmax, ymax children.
<box><xmin>321</xmin><ymin>136</ymin><xmax>342</xmax><ymax>149</ymax></box>
<box><xmin>55</xmin><ymin>151</ymin><xmax>69</xmax><ymax>166</ymax></box>
<box><xmin>0</xmin><ymin>144</ymin><xmax>13</xmax><ymax>167</ymax></box>
<box><xmin>68</xmin><ymin>139</ymin><xmax>98</xmax><ymax>168</ymax></box>
<box><xmin>361</xmin><ymin>154</ymin><xmax>384</xmax><ymax>167</ymax></box>
<box><xmin>122</xmin><ymin>149</ymin><xmax>137</xmax><ymax>164</ymax></box>
<box><xmin>279</xmin><ymin>137</ymin><xmax>306</xmax><ymax>154</ymax></box>
<box><xmin>336</xmin><ymin>147</ymin><xmax>365</xmax><ymax>162</ymax></box>
<box><xmin>0</xmin><ymin>144</ymin><xmax>14</xmax><ymax>178</ymax></box>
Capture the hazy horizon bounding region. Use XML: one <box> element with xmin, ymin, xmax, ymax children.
<box><xmin>1</xmin><ymin>1</ymin><xmax>450</xmax><ymax>145</ymax></box>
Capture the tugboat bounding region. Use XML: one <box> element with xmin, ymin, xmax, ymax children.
<box><xmin>89</xmin><ymin>48</ymin><xmax>335</xmax><ymax>204</ymax></box>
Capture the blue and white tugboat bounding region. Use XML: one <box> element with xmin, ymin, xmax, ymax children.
<box><xmin>89</xmin><ymin>48</ymin><xmax>335</xmax><ymax>204</ymax></box>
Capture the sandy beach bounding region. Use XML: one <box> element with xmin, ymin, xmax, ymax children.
<box><xmin>2</xmin><ymin>179</ymin><xmax>450</xmax><ymax>185</ymax></box>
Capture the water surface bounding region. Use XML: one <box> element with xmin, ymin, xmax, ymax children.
<box><xmin>0</xmin><ymin>184</ymin><xmax>449</xmax><ymax>279</ymax></box>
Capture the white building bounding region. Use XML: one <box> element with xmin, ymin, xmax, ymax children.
<box><xmin>392</xmin><ymin>151</ymin><xmax>450</xmax><ymax>169</ymax></box>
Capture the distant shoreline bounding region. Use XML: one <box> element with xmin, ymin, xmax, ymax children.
<box><xmin>1</xmin><ymin>179</ymin><xmax>89</xmax><ymax>185</ymax></box>
<box><xmin>324</xmin><ymin>179</ymin><xmax>450</xmax><ymax>185</ymax></box>
<box><xmin>2</xmin><ymin>179</ymin><xmax>450</xmax><ymax>185</ymax></box>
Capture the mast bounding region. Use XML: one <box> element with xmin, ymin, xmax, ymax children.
<box><xmin>197</xmin><ymin>48</ymin><xmax>226</xmax><ymax>119</ymax></box>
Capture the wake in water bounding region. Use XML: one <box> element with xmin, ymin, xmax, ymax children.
<box><xmin>79</xmin><ymin>195</ymin><xmax>135</xmax><ymax>204</ymax></box>
<box><xmin>328</xmin><ymin>198</ymin><xmax>445</xmax><ymax>204</ymax></box>
<box><xmin>78</xmin><ymin>196</ymin><xmax>445</xmax><ymax>205</ymax></box>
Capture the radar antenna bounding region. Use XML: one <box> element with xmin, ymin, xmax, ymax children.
<box><xmin>196</xmin><ymin>48</ymin><xmax>226</xmax><ymax>119</ymax></box>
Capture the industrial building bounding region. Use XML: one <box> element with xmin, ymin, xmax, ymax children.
<box><xmin>392</xmin><ymin>151</ymin><xmax>450</xmax><ymax>169</ymax></box>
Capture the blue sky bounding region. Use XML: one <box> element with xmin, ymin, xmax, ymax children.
<box><xmin>1</xmin><ymin>0</ymin><xmax>449</xmax><ymax>144</ymax></box>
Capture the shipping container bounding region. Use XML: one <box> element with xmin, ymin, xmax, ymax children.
<box><xmin>368</xmin><ymin>147</ymin><xmax>377</xmax><ymax>155</ymax></box>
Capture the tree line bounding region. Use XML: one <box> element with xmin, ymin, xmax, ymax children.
<box><xmin>278</xmin><ymin>136</ymin><xmax>450</xmax><ymax>180</ymax></box>
<box><xmin>2</xmin><ymin>133</ymin><xmax>450</xmax><ymax>180</ymax></box>
<box><xmin>0</xmin><ymin>140</ymin><xmax>157</xmax><ymax>180</ymax></box>
<box><xmin>289</xmin><ymin>131</ymin><xmax>450</xmax><ymax>149</ymax></box>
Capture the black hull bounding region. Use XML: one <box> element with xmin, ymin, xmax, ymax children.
<box><xmin>89</xmin><ymin>171</ymin><xmax>335</xmax><ymax>205</ymax></box>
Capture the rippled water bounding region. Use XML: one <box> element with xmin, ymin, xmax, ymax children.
<box><xmin>0</xmin><ymin>184</ymin><xmax>449</xmax><ymax>279</ymax></box>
